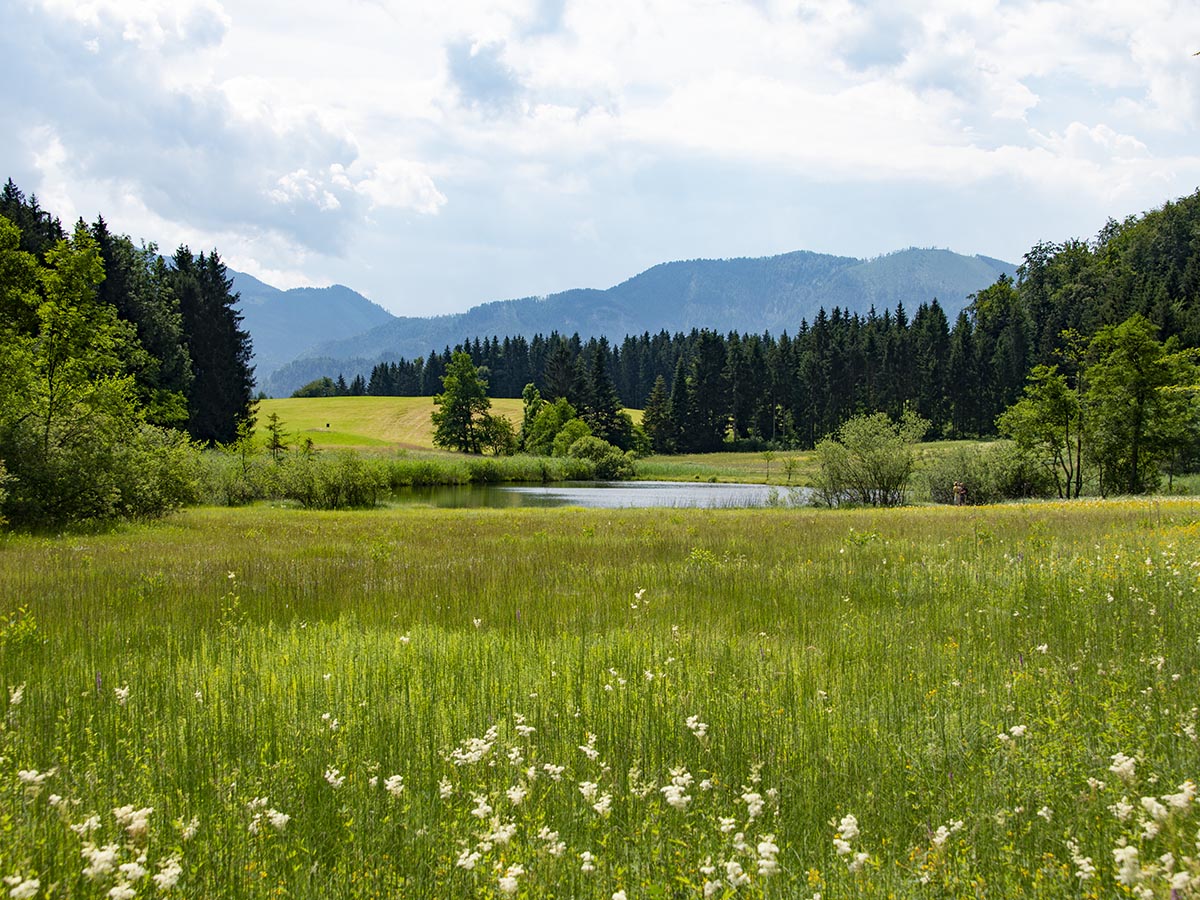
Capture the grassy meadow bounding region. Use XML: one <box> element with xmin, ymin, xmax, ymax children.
<box><xmin>256</xmin><ymin>396</ymin><xmax>528</xmax><ymax>452</ymax></box>
<box><xmin>3</xmin><ymin>499</ymin><xmax>1200</xmax><ymax>897</ymax></box>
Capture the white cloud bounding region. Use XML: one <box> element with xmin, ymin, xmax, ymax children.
<box><xmin>2</xmin><ymin>0</ymin><xmax>1198</xmax><ymax>316</ymax></box>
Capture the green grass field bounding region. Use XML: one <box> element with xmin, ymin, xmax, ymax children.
<box><xmin>256</xmin><ymin>396</ymin><xmax>528</xmax><ymax>451</ymax></box>
<box><xmin>3</xmin><ymin>499</ymin><xmax>1200</xmax><ymax>897</ymax></box>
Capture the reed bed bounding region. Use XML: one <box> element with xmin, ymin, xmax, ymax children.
<box><xmin>2</xmin><ymin>499</ymin><xmax>1199</xmax><ymax>898</ymax></box>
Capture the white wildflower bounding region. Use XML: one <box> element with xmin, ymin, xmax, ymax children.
<box><xmin>833</xmin><ymin>838</ymin><xmax>853</xmax><ymax>856</ymax></box>
<box><xmin>742</xmin><ymin>791</ymin><xmax>764</xmax><ymax>820</ymax></box>
<box><xmin>1066</xmin><ymin>838</ymin><xmax>1094</xmax><ymax>882</ymax></box>
<box><xmin>725</xmin><ymin>860</ymin><xmax>750</xmax><ymax>887</ymax></box>
<box><xmin>1009</xmin><ymin>725</ymin><xmax>1027</xmax><ymax>738</ymax></box>
<box><xmin>181</xmin><ymin>818</ymin><xmax>199</xmax><ymax>841</ymax></box>
<box><xmin>439</xmin><ymin>778</ymin><xmax>454</xmax><ymax>799</ymax></box>
<box><xmin>8</xmin><ymin>683</ymin><xmax>25</xmax><ymax>707</ymax></box>
<box><xmin>848</xmin><ymin>852</ymin><xmax>869</xmax><ymax>873</ymax></box>
<box><xmin>837</xmin><ymin>813</ymin><xmax>860</xmax><ymax>842</ymax></box>
<box><xmin>82</xmin><ymin>844</ymin><xmax>120</xmax><ymax>880</ymax></box>
<box><xmin>152</xmin><ymin>856</ymin><xmax>182</xmax><ymax>891</ymax></box>
<box><xmin>485</xmin><ymin>818</ymin><xmax>518</xmax><ymax>846</ymax></box>
<box><xmin>543</xmin><ymin>763</ymin><xmax>565</xmax><ymax>781</ymax></box>
<box><xmin>384</xmin><ymin>775</ymin><xmax>405</xmax><ymax>798</ymax></box>
<box><xmin>703</xmin><ymin>881</ymin><xmax>722</xmax><ymax>898</ymax></box>
<box><xmin>613</xmin><ymin>891</ymin><xmax>628</xmax><ymax>900</ymax></box>
<box><xmin>686</xmin><ymin>715</ymin><xmax>708</xmax><ymax>739</ymax></box>
<box><xmin>323</xmin><ymin>768</ymin><xmax>345</xmax><ymax>789</ymax></box>
<box><xmin>757</xmin><ymin>834</ymin><xmax>780</xmax><ymax>876</ymax></box>
<box><xmin>579</xmin><ymin>781</ymin><xmax>599</xmax><ymax>801</ymax></box>
<box><xmin>1036</xmin><ymin>643</ymin><xmax>1048</xmax><ymax>653</ymax></box>
<box><xmin>118</xmin><ymin>862</ymin><xmax>146</xmax><ymax>881</ymax></box>
<box><xmin>497</xmin><ymin>864</ymin><xmax>524</xmax><ymax>895</ymax></box>
<box><xmin>266</xmin><ymin>809</ymin><xmax>290</xmax><ymax>831</ymax></box>
<box><xmin>593</xmin><ymin>793</ymin><xmax>613</xmax><ymax>816</ymax></box>
<box><xmin>1087</xmin><ymin>777</ymin><xmax>1105</xmax><ymax>791</ymax></box>
<box><xmin>578</xmin><ymin>733</ymin><xmax>600</xmax><ymax>760</ymax></box>
<box><xmin>719</xmin><ymin>817</ymin><xmax>737</xmax><ymax>833</ymax></box>
<box><xmin>1164</xmin><ymin>781</ymin><xmax>1196</xmax><ymax>810</ymax></box>
<box><xmin>455</xmin><ymin>849</ymin><xmax>480</xmax><ymax>870</ymax></box>
<box><xmin>106</xmin><ymin>886</ymin><xmax>135</xmax><ymax>900</ymax></box>
<box><xmin>579</xmin><ymin>851</ymin><xmax>596</xmax><ymax>873</ymax></box>
<box><xmin>1141</xmin><ymin>796</ymin><xmax>1169</xmax><ymax>822</ymax></box>
<box><xmin>449</xmin><ymin>726</ymin><xmax>499</xmax><ymax>766</ymax></box>
<box><xmin>1114</xmin><ymin>844</ymin><xmax>1140</xmax><ymax>886</ymax></box>
<box><xmin>1110</xmin><ymin>752</ymin><xmax>1137</xmax><ymax>783</ymax></box>
<box><xmin>506</xmin><ymin>784</ymin><xmax>527</xmax><ymax>806</ymax></box>
<box><xmin>1110</xmin><ymin>797</ymin><xmax>1134</xmax><ymax>821</ymax></box>
<box><xmin>470</xmin><ymin>795</ymin><xmax>492</xmax><ymax>819</ymax></box>
<box><xmin>1038</xmin><ymin>806</ymin><xmax>1053</xmax><ymax>822</ymax></box>
<box><xmin>5</xmin><ymin>878</ymin><xmax>39</xmax><ymax>900</ymax></box>
<box><xmin>113</xmin><ymin>686</ymin><xmax>130</xmax><ymax>706</ymax></box>
<box><xmin>113</xmin><ymin>805</ymin><xmax>152</xmax><ymax>842</ymax></box>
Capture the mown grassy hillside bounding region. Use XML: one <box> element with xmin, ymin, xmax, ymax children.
<box><xmin>255</xmin><ymin>396</ymin><xmax>526</xmax><ymax>451</ymax></box>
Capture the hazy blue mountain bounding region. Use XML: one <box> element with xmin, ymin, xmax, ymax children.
<box><xmin>230</xmin><ymin>273</ymin><xmax>396</xmax><ymax>383</ymax></box>
<box><xmin>252</xmin><ymin>247</ymin><xmax>1015</xmax><ymax>396</ymax></box>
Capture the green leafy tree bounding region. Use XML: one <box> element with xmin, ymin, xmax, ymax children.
<box><xmin>996</xmin><ymin>365</ymin><xmax>1085</xmax><ymax>498</ymax></box>
<box><xmin>551</xmin><ymin>417</ymin><xmax>592</xmax><ymax>457</ymax></box>
<box><xmin>0</xmin><ymin>218</ymin><xmax>197</xmax><ymax>527</ymax></box>
<box><xmin>517</xmin><ymin>383</ymin><xmax>545</xmax><ymax>451</ymax></box>
<box><xmin>1085</xmin><ymin>315</ymin><xmax>1199</xmax><ymax>495</ymax></box>
<box><xmin>431</xmin><ymin>351</ymin><xmax>493</xmax><ymax>454</ymax></box>
<box><xmin>813</xmin><ymin>410</ymin><xmax>929</xmax><ymax>507</ymax></box>
<box><xmin>523</xmin><ymin>397</ymin><xmax>578</xmax><ymax>456</ymax></box>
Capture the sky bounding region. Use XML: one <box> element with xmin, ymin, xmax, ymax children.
<box><xmin>3</xmin><ymin>0</ymin><xmax>1199</xmax><ymax>317</ymax></box>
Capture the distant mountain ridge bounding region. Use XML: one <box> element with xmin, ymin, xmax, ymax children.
<box><xmin>233</xmin><ymin>247</ymin><xmax>1015</xmax><ymax>397</ymax></box>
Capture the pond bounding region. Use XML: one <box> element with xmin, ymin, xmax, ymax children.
<box><xmin>386</xmin><ymin>480</ymin><xmax>812</xmax><ymax>509</ymax></box>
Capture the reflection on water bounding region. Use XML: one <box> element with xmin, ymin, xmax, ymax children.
<box><xmin>386</xmin><ymin>480</ymin><xmax>811</xmax><ymax>509</ymax></box>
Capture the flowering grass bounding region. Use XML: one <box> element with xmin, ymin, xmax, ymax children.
<box><xmin>2</xmin><ymin>499</ymin><xmax>1200</xmax><ymax>897</ymax></box>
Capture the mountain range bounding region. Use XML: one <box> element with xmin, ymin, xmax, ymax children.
<box><xmin>233</xmin><ymin>247</ymin><xmax>1016</xmax><ymax>398</ymax></box>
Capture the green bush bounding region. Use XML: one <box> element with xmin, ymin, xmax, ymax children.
<box><xmin>552</xmin><ymin>418</ymin><xmax>592</xmax><ymax>457</ymax></box>
<box><xmin>567</xmin><ymin>435</ymin><xmax>636</xmax><ymax>480</ymax></box>
<box><xmin>813</xmin><ymin>410</ymin><xmax>929</xmax><ymax>507</ymax></box>
<box><xmin>921</xmin><ymin>442</ymin><xmax>1057</xmax><ymax>504</ymax></box>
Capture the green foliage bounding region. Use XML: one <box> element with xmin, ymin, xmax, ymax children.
<box><xmin>1085</xmin><ymin>314</ymin><xmax>1199</xmax><ymax>495</ymax></box>
<box><xmin>996</xmin><ymin>365</ymin><xmax>1085</xmax><ymax>498</ymax></box>
<box><xmin>813</xmin><ymin>410</ymin><xmax>929</xmax><ymax>506</ymax></box>
<box><xmin>566</xmin><ymin>435</ymin><xmax>636</xmax><ymax>480</ymax></box>
<box><xmin>523</xmin><ymin>397</ymin><xmax>578</xmax><ymax>456</ymax></box>
<box><xmin>551</xmin><ymin>417</ymin><xmax>592</xmax><ymax>457</ymax></box>
<box><xmin>921</xmin><ymin>442</ymin><xmax>1056</xmax><ymax>504</ymax></box>
<box><xmin>478</xmin><ymin>413</ymin><xmax>517</xmax><ymax>456</ymax></box>
<box><xmin>431</xmin><ymin>351</ymin><xmax>493</xmax><ymax>454</ymax></box>
<box><xmin>293</xmin><ymin>376</ymin><xmax>339</xmax><ymax>398</ymax></box>
<box><xmin>0</xmin><ymin>219</ymin><xmax>201</xmax><ymax>528</ymax></box>
<box><xmin>264</xmin><ymin>411</ymin><xmax>289</xmax><ymax>462</ymax></box>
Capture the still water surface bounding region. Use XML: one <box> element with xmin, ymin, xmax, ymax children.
<box><xmin>387</xmin><ymin>480</ymin><xmax>811</xmax><ymax>509</ymax></box>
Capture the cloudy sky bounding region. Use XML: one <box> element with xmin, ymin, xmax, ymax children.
<box><xmin>3</xmin><ymin>0</ymin><xmax>1198</xmax><ymax>316</ymax></box>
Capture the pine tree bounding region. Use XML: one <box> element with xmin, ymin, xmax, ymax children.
<box><xmin>172</xmin><ymin>247</ymin><xmax>255</xmax><ymax>444</ymax></box>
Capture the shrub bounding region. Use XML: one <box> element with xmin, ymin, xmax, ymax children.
<box><xmin>552</xmin><ymin>418</ymin><xmax>592</xmax><ymax>457</ymax></box>
<box><xmin>567</xmin><ymin>436</ymin><xmax>636</xmax><ymax>480</ymax></box>
<box><xmin>813</xmin><ymin>410</ymin><xmax>929</xmax><ymax>507</ymax></box>
<box><xmin>921</xmin><ymin>442</ymin><xmax>1057</xmax><ymax>504</ymax></box>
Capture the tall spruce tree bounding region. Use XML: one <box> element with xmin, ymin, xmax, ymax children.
<box><xmin>171</xmin><ymin>246</ymin><xmax>255</xmax><ymax>444</ymax></box>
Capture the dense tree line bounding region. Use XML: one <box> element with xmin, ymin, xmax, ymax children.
<box><xmin>0</xmin><ymin>180</ymin><xmax>255</xmax><ymax>527</ymax></box>
<box><xmin>311</xmin><ymin>189</ymin><xmax>1200</xmax><ymax>454</ymax></box>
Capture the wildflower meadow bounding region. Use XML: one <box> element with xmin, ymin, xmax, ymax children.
<box><xmin>2</xmin><ymin>499</ymin><xmax>1200</xmax><ymax>898</ymax></box>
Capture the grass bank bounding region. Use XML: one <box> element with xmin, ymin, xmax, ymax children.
<box><xmin>3</xmin><ymin>499</ymin><xmax>1200</xmax><ymax>896</ymax></box>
